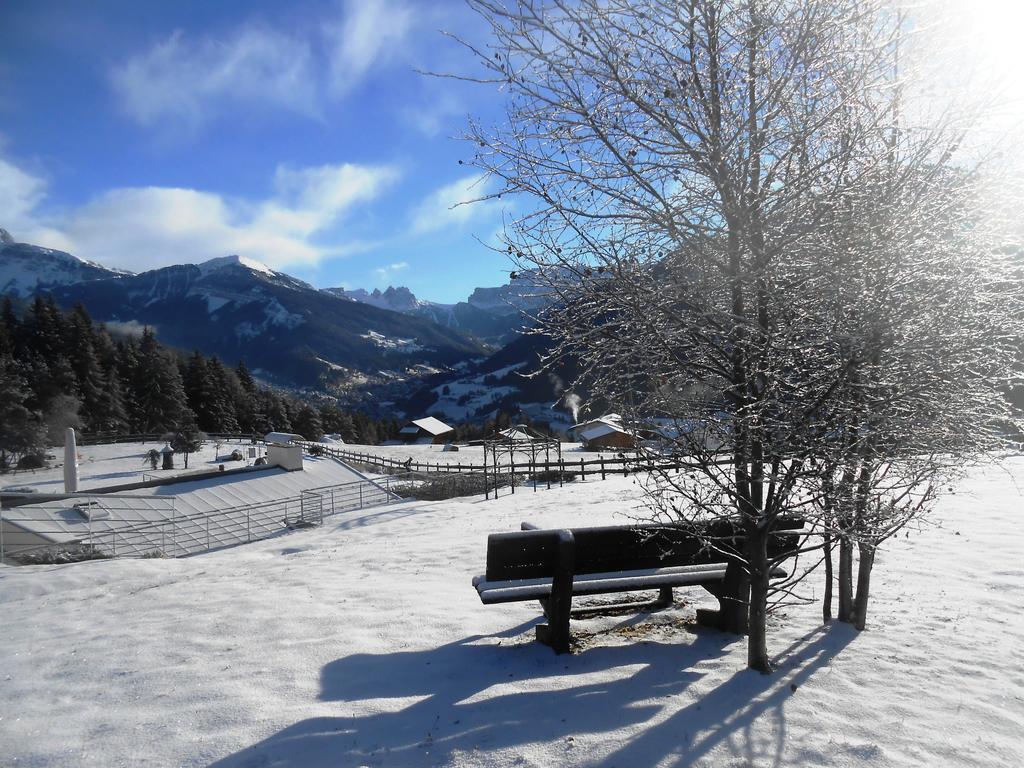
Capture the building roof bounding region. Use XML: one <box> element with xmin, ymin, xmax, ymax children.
<box><xmin>577</xmin><ymin>422</ymin><xmax>630</xmax><ymax>442</ymax></box>
<box><xmin>570</xmin><ymin>413</ymin><xmax>623</xmax><ymax>431</ymax></box>
<box><xmin>400</xmin><ymin>417</ymin><xmax>454</xmax><ymax>436</ymax></box>
<box><xmin>264</xmin><ymin>432</ymin><xmax>305</xmax><ymax>445</ymax></box>
<box><xmin>5</xmin><ymin>456</ymin><xmax>367</xmax><ymax>551</ymax></box>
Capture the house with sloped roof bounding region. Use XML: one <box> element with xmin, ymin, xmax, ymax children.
<box><xmin>398</xmin><ymin>417</ymin><xmax>455</xmax><ymax>444</ymax></box>
<box><xmin>569</xmin><ymin>414</ymin><xmax>638</xmax><ymax>451</ymax></box>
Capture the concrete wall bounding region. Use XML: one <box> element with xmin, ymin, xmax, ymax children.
<box><xmin>267</xmin><ymin>443</ymin><xmax>303</xmax><ymax>471</ymax></box>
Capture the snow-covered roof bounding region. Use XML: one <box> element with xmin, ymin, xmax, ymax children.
<box><xmin>492</xmin><ymin>425</ymin><xmax>557</xmax><ymax>443</ymax></box>
<box><xmin>264</xmin><ymin>432</ymin><xmax>305</xmax><ymax>445</ymax></box>
<box><xmin>7</xmin><ymin>457</ymin><xmax>365</xmax><ymax>547</ymax></box>
<box><xmin>400</xmin><ymin>417</ymin><xmax>454</xmax><ymax>436</ymax></box>
<box><xmin>570</xmin><ymin>413</ymin><xmax>623</xmax><ymax>432</ymax></box>
<box><xmin>577</xmin><ymin>422</ymin><xmax>629</xmax><ymax>441</ymax></box>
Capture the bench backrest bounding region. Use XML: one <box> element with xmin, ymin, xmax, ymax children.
<box><xmin>484</xmin><ymin>518</ymin><xmax>802</xmax><ymax>581</ymax></box>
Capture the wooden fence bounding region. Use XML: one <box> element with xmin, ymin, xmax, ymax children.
<box><xmin>299</xmin><ymin>442</ymin><xmax>707</xmax><ymax>481</ymax></box>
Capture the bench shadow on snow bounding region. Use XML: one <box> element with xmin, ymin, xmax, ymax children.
<box><xmin>210</xmin><ymin>620</ymin><xmax>855</xmax><ymax>768</ymax></box>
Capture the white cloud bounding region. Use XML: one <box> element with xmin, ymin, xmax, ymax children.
<box><xmin>410</xmin><ymin>173</ymin><xmax>498</xmax><ymax>235</ymax></box>
<box><xmin>0</xmin><ymin>151</ymin><xmax>399</xmax><ymax>272</ymax></box>
<box><xmin>372</xmin><ymin>261</ymin><xmax>408</xmax><ymax>283</ymax></box>
<box><xmin>0</xmin><ymin>156</ymin><xmax>74</xmax><ymax>249</ymax></box>
<box><xmin>111</xmin><ymin>27</ymin><xmax>320</xmax><ymax>128</ymax></box>
<box><xmin>325</xmin><ymin>0</ymin><xmax>415</xmax><ymax>95</ymax></box>
<box><xmin>110</xmin><ymin>2</ymin><xmax>417</xmax><ymax>131</ymax></box>
<box><xmin>400</xmin><ymin>92</ymin><xmax>466</xmax><ymax>138</ymax></box>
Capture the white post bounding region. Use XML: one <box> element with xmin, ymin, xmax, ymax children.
<box><xmin>63</xmin><ymin>427</ymin><xmax>79</xmax><ymax>493</ymax></box>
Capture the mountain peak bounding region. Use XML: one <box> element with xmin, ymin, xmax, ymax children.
<box><xmin>0</xmin><ymin>228</ymin><xmax>15</xmax><ymax>245</ymax></box>
<box><xmin>198</xmin><ymin>254</ymin><xmax>275</xmax><ymax>277</ymax></box>
<box><xmin>325</xmin><ymin>285</ymin><xmax>426</xmax><ymax>313</ymax></box>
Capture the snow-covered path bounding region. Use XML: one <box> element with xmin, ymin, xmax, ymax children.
<box><xmin>1</xmin><ymin>461</ymin><xmax>1022</xmax><ymax>767</ymax></box>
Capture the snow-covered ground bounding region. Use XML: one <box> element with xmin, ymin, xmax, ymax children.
<box><xmin>1</xmin><ymin>460</ymin><xmax>1022</xmax><ymax>766</ymax></box>
<box><xmin>0</xmin><ymin>439</ymin><xmax>263</xmax><ymax>494</ymax></box>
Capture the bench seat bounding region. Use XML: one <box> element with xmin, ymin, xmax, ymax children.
<box><xmin>474</xmin><ymin>563</ymin><xmax>730</xmax><ymax>604</ymax></box>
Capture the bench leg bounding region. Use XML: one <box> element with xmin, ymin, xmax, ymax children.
<box><xmin>535</xmin><ymin>530</ymin><xmax>575</xmax><ymax>654</ymax></box>
<box><xmin>657</xmin><ymin>586</ymin><xmax>674</xmax><ymax>607</ymax></box>
<box><xmin>696</xmin><ymin>562</ymin><xmax>749</xmax><ymax>635</ymax></box>
<box><xmin>538</xmin><ymin>598</ymin><xmax>551</xmax><ymax>619</ymax></box>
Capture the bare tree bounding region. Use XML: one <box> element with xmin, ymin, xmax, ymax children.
<box><xmin>461</xmin><ymin>0</ymin><xmax>1022</xmax><ymax>671</ymax></box>
<box><xmin>807</xmin><ymin>151</ymin><xmax>1023</xmax><ymax>629</ymax></box>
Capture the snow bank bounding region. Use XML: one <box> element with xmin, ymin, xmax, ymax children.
<box><xmin>1</xmin><ymin>461</ymin><xmax>1022</xmax><ymax>766</ymax></box>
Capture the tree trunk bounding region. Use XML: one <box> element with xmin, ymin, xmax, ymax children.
<box><xmin>853</xmin><ymin>541</ymin><xmax>876</xmax><ymax>630</ymax></box>
<box><xmin>823</xmin><ymin>529</ymin><xmax>834</xmax><ymax>622</ymax></box>
<box><xmin>838</xmin><ymin>537</ymin><xmax>854</xmax><ymax>622</ymax></box>
<box><xmin>746</xmin><ymin>527</ymin><xmax>772</xmax><ymax>673</ymax></box>
<box><xmin>821</xmin><ymin>468</ymin><xmax>835</xmax><ymax>622</ymax></box>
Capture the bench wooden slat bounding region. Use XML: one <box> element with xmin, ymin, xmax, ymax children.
<box><xmin>485</xmin><ymin>520</ymin><xmax>802</xmax><ymax>581</ymax></box>
<box><xmin>475</xmin><ymin>563</ymin><xmax>730</xmax><ymax>604</ymax></box>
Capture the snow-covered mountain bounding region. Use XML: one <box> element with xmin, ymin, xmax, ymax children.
<box><xmin>0</xmin><ymin>229</ymin><xmax>561</xmax><ymax>414</ymax></box>
<box><xmin>324</xmin><ymin>286</ymin><xmax>436</xmax><ymax>314</ymax></box>
<box><xmin>0</xmin><ymin>229</ymin><xmax>128</xmax><ymax>297</ymax></box>
<box><xmin>32</xmin><ymin>254</ymin><xmax>486</xmax><ymax>395</ymax></box>
<box><xmin>323</xmin><ymin>273</ymin><xmax>549</xmax><ymax>347</ymax></box>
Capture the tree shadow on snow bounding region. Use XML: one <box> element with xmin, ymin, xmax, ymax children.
<box><xmin>599</xmin><ymin>621</ymin><xmax>859</xmax><ymax>768</ymax></box>
<box><xmin>209</xmin><ymin>621</ymin><xmax>856</xmax><ymax>768</ymax></box>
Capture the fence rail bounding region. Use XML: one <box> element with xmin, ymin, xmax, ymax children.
<box><xmin>0</xmin><ymin>474</ymin><xmax>403</xmax><ymax>564</ymax></box>
<box><xmin>301</xmin><ymin>442</ymin><xmax>712</xmax><ymax>482</ymax></box>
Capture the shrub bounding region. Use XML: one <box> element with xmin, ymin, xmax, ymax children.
<box><xmin>392</xmin><ymin>472</ymin><xmax>516</xmax><ymax>501</ymax></box>
<box><xmin>14</xmin><ymin>545</ymin><xmax>110</xmax><ymax>565</ymax></box>
<box><xmin>16</xmin><ymin>453</ymin><xmax>46</xmax><ymax>470</ymax></box>
<box><xmin>532</xmin><ymin>469</ymin><xmax>578</xmax><ymax>483</ymax></box>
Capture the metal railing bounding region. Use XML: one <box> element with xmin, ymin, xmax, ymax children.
<box><xmin>0</xmin><ymin>474</ymin><xmax>404</xmax><ymax>564</ymax></box>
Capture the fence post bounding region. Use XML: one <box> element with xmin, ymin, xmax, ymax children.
<box><xmin>546</xmin><ymin>461</ymin><xmax>551</xmax><ymax>490</ymax></box>
<box><xmin>510</xmin><ymin>461</ymin><xmax>515</xmax><ymax>494</ymax></box>
<box><xmin>206</xmin><ymin>515</ymin><xmax>210</xmax><ymax>551</ymax></box>
<box><xmin>359</xmin><ymin>483</ymin><xmax>364</xmax><ymax>509</ymax></box>
<box><xmin>559</xmin><ymin>459</ymin><xmax>564</xmax><ymax>487</ymax></box>
<box><xmin>601</xmin><ymin>457</ymin><xmax>606</xmax><ymax>480</ymax></box>
<box><xmin>247</xmin><ymin>510</ymin><xmax>251</xmax><ymax>542</ymax></box>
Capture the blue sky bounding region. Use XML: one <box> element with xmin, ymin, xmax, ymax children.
<box><xmin>0</xmin><ymin>0</ymin><xmax>511</xmax><ymax>303</ymax></box>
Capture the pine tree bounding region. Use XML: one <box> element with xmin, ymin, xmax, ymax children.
<box><xmin>236</xmin><ymin>360</ymin><xmax>257</xmax><ymax>396</ymax></box>
<box><xmin>67</xmin><ymin>305</ymin><xmax>105</xmax><ymax>430</ymax></box>
<box><xmin>117</xmin><ymin>339</ymin><xmax>143</xmax><ymax>431</ymax></box>
<box><xmin>206</xmin><ymin>357</ymin><xmax>240</xmax><ymax>433</ymax></box>
<box><xmin>264</xmin><ymin>392</ymin><xmax>292</xmax><ymax>432</ymax></box>
<box><xmin>0</xmin><ymin>355</ymin><xmax>43</xmax><ymax>468</ymax></box>
<box><xmin>134</xmin><ymin>328</ymin><xmax>192</xmax><ymax>432</ymax></box>
<box><xmin>292</xmin><ymin>404</ymin><xmax>324</xmax><ymax>442</ymax></box>
<box><xmin>92</xmin><ymin>365</ymin><xmax>129</xmax><ymax>434</ymax></box>
<box><xmin>0</xmin><ymin>297</ymin><xmax>17</xmax><ymax>356</ymax></box>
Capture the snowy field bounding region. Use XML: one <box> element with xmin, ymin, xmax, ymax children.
<box><xmin>0</xmin><ymin>459</ymin><xmax>1022</xmax><ymax>766</ymax></box>
<box><xmin>0</xmin><ymin>439</ymin><xmax>264</xmax><ymax>494</ymax></box>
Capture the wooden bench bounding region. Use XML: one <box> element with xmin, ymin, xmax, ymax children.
<box><xmin>472</xmin><ymin>518</ymin><xmax>804</xmax><ymax>653</ymax></box>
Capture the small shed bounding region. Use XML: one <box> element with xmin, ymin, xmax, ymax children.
<box><xmin>398</xmin><ymin>417</ymin><xmax>455</xmax><ymax>444</ymax></box>
<box><xmin>570</xmin><ymin>415</ymin><xmax>638</xmax><ymax>451</ymax></box>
